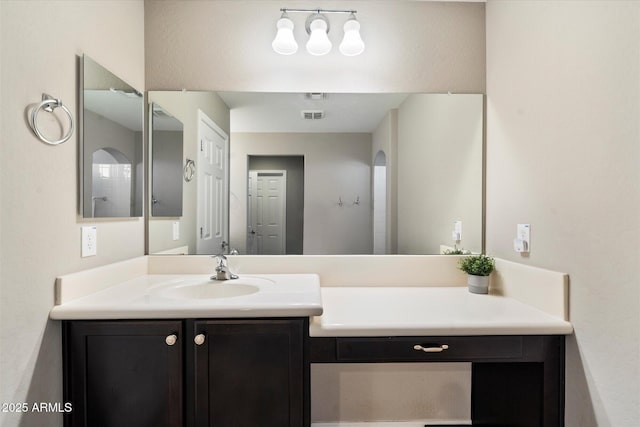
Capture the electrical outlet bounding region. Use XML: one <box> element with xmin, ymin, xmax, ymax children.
<box><xmin>81</xmin><ymin>226</ymin><xmax>97</xmax><ymax>257</ymax></box>
<box><xmin>172</xmin><ymin>221</ymin><xmax>180</xmax><ymax>241</ymax></box>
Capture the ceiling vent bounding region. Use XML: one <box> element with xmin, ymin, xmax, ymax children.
<box><xmin>301</xmin><ymin>110</ymin><xmax>324</xmax><ymax>120</ymax></box>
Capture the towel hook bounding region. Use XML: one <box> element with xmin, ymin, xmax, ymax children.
<box><xmin>29</xmin><ymin>93</ymin><xmax>74</xmax><ymax>145</ymax></box>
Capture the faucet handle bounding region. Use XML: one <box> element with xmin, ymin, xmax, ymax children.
<box><xmin>212</xmin><ymin>254</ymin><xmax>227</xmax><ymax>266</ymax></box>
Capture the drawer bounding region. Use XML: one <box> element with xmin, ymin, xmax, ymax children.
<box><xmin>336</xmin><ymin>336</ymin><xmax>523</xmax><ymax>362</ymax></box>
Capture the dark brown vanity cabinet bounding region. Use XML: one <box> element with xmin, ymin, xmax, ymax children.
<box><xmin>63</xmin><ymin>320</ymin><xmax>184</xmax><ymax>427</ymax></box>
<box><xmin>189</xmin><ymin>319</ymin><xmax>307</xmax><ymax>427</ymax></box>
<box><xmin>311</xmin><ymin>334</ymin><xmax>566</xmax><ymax>427</ymax></box>
<box><xmin>63</xmin><ymin>318</ymin><xmax>308</xmax><ymax>427</ymax></box>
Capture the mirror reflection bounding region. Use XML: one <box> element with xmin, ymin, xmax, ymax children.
<box><xmin>147</xmin><ymin>91</ymin><xmax>483</xmax><ymax>255</ymax></box>
<box><xmin>80</xmin><ymin>55</ymin><xmax>143</xmax><ymax>218</ymax></box>
<box><xmin>147</xmin><ymin>91</ymin><xmax>230</xmax><ymax>255</ymax></box>
<box><xmin>150</xmin><ymin>103</ymin><xmax>184</xmax><ymax>217</ymax></box>
<box><xmin>247</xmin><ymin>155</ymin><xmax>305</xmax><ymax>255</ymax></box>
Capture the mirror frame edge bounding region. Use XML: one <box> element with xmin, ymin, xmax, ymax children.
<box><xmin>144</xmin><ymin>92</ymin><xmax>151</xmax><ymax>254</ymax></box>
<box><xmin>77</xmin><ymin>54</ymin><xmax>86</xmax><ymax>218</ymax></box>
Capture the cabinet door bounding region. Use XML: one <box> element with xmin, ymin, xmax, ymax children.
<box><xmin>192</xmin><ymin>319</ymin><xmax>307</xmax><ymax>427</ymax></box>
<box><xmin>63</xmin><ymin>320</ymin><xmax>183</xmax><ymax>427</ymax></box>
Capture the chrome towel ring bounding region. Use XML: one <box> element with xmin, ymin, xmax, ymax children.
<box><xmin>29</xmin><ymin>93</ymin><xmax>74</xmax><ymax>145</ymax></box>
<box><xmin>184</xmin><ymin>158</ymin><xmax>196</xmax><ymax>182</ymax></box>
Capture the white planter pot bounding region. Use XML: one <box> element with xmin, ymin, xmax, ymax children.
<box><xmin>467</xmin><ymin>274</ymin><xmax>490</xmax><ymax>294</ymax></box>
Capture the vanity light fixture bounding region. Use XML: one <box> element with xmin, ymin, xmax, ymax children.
<box><xmin>305</xmin><ymin>13</ymin><xmax>332</xmax><ymax>56</ymax></box>
<box><xmin>272</xmin><ymin>12</ymin><xmax>298</xmax><ymax>55</ymax></box>
<box><xmin>272</xmin><ymin>8</ymin><xmax>365</xmax><ymax>56</ymax></box>
<box><xmin>339</xmin><ymin>14</ymin><xmax>365</xmax><ymax>56</ymax></box>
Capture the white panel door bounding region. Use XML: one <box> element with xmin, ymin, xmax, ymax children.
<box><xmin>197</xmin><ymin>110</ymin><xmax>228</xmax><ymax>254</ymax></box>
<box><xmin>248</xmin><ymin>170</ymin><xmax>286</xmax><ymax>255</ymax></box>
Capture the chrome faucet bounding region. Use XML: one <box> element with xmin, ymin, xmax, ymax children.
<box><xmin>211</xmin><ymin>254</ymin><xmax>238</xmax><ymax>281</ymax></box>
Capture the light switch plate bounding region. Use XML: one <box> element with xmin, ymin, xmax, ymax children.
<box><xmin>172</xmin><ymin>221</ymin><xmax>180</xmax><ymax>241</ymax></box>
<box><xmin>81</xmin><ymin>226</ymin><xmax>97</xmax><ymax>257</ymax></box>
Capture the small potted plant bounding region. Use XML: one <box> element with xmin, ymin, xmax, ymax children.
<box><xmin>442</xmin><ymin>247</ymin><xmax>471</xmax><ymax>255</ymax></box>
<box><xmin>458</xmin><ymin>254</ymin><xmax>495</xmax><ymax>294</ymax></box>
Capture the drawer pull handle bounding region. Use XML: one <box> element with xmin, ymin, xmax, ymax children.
<box><xmin>165</xmin><ymin>334</ymin><xmax>178</xmax><ymax>346</ymax></box>
<box><xmin>413</xmin><ymin>344</ymin><xmax>449</xmax><ymax>353</ymax></box>
<box><xmin>194</xmin><ymin>334</ymin><xmax>206</xmax><ymax>346</ymax></box>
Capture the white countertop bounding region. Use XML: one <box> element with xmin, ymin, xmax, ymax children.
<box><xmin>50</xmin><ymin>256</ymin><xmax>572</xmax><ymax>337</ymax></box>
<box><xmin>310</xmin><ymin>286</ymin><xmax>573</xmax><ymax>337</ymax></box>
<box><xmin>50</xmin><ymin>274</ymin><xmax>323</xmax><ymax>320</ymax></box>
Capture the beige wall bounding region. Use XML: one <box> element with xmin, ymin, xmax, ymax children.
<box><xmin>311</xmin><ymin>363</ymin><xmax>471</xmax><ymax>423</ymax></box>
<box><xmin>486</xmin><ymin>1</ymin><xmax>640</xmax><ymax>425</ymax></box>
<box><xmin>0</xmin><ymin>1</ymin><xmax>145</xmax><ymax>427</ymax></box>
<box><xmin>144</xmin><ymin>0</ymin><xmax>486</xmax><ymax>93</ymax></box>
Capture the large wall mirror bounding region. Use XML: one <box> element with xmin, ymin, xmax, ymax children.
<box><xmin>80</xmin><ymin>55</ymin><xmax>144</xmax><ymax>218</ymax></box>
<box><xmin>147</xmin><ymin>91</ymin><xmax>483</xmax><ymax>256</ymax></box>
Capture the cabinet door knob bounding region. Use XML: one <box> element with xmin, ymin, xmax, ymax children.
<box><xmin>413</xmin><ymin>344</ymin><xmax>449</xmax><ymax>353</ymax></box>
<box><xmin>165</xmin><ymin>334</ymin><xmax>178</xmax><ymax>346</ymax></box>
<box><xmin>194</xmin><ymin>334</ymin><xmax>206</xmax><ymax>345</ymax></box>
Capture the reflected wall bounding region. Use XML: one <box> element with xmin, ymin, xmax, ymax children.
<box><xmin>397</xmin><ymin>94</ymin><xmax>483</xmax><ymax>254</ymax></box>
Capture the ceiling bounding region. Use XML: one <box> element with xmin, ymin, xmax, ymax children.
<box><xmin>219</xmin><ymin>91</ymin><xmax>409</xmax><ymax>133</ymax></box>
<box><xmin>84</xmin><ymin>90</ymin><xmax>143</xmax><ymax>131</ymax></box>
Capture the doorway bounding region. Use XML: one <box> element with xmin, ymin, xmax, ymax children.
<box><xmin>247</xmin><ymin>156</ymin><xmax>304</xmax><ymax>255</ymax></box>
<box><xmin>248</xmin><ymin>170</ymin><xmax>287</xmax><ymax>254</ymax></box>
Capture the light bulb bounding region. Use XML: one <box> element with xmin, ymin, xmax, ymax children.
<box><xmin>306</xmin><ymin>18</ymin><xmax>332</xmax><ymax>56</ymax></box>
<box><xmin>272</xmin><ymin>16</ymin><xmax>298</xmax><ymax>55</ymax></box>
<box><xmin>339</xmin><ymin>18</ymin><xmax>365</xmax><ymax>56</ymax></box>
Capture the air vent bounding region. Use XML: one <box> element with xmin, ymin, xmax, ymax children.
<box><xmin>301</xmin><ymin>110</ymin><xmax>324</xmax><ymax>120</ymax></box>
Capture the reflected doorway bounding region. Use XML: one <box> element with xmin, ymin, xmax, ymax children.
<box><xmin>247</xmin><ymin>156</ymin><xmax>304</xmax><ymax>255</ymax></box>
<box><xmin>248</xmin><ymin>170</ymin><xmax>287</xmax><ymax>254</ymax></box>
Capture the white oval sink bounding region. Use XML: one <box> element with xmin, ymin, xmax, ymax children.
<box><xmin>157</xmin><ymin>277</ymin><xmax>272</xmax><ymax>300</ymax></box>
